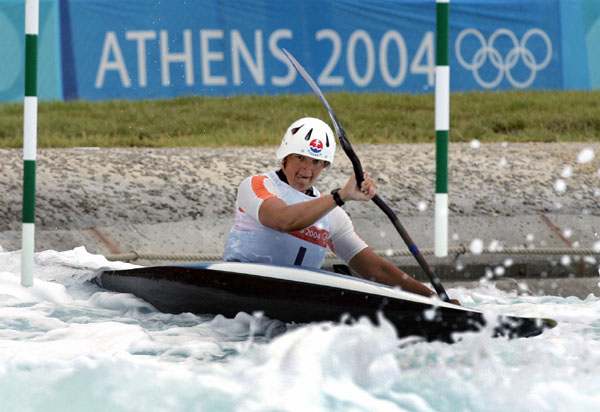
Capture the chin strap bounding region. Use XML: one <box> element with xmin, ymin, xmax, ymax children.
<box><xmin>276</xmin><ymin>169</ymin><xmax>316</xmax><ymax>197</ymax></box>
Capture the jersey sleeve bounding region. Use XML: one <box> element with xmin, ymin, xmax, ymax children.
<box><xmin>236</xmin><ymin>174</ymin><xmax>280</xmax><ymax>224</ymax></box>
<box><xmin>328</xmin><ymin>207</ymin><xmax>368</xmax><ymax>264</ymax></box>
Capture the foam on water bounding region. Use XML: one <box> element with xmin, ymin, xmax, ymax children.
<box><xmin>1</xmin><ymin>247</ymin><xmax>600</xmax><ymax>412</ymax></box>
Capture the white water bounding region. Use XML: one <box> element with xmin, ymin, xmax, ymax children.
<box><xmin>1</xmin><ymin>247</ymin><xmax>600</xmax><ymax>412</ymax></box>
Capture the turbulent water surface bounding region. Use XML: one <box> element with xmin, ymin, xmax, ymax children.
<box><xmin>1</xmin><ymin>247</ymin><xmax>600</xmax><ymax>412</ymax></box>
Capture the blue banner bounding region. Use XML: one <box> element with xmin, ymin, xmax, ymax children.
<box><xmin>0</xmin><ymin>0</ymin><xmax>63</xmax><ymax>102</ymax></box>
<box><xmin>452</xmin><ymin>1</ymin><xmax>561</xmax><ymax>90</ymax></box>
<box><xmin>583</xmin><ymin>0</ymin><xmax>600</xmax><ymax>89</ymax></box>
<box><xmin>0</xmin><ymin>0</ymin><xmax>597</xmax><ymax>102</ymax></box>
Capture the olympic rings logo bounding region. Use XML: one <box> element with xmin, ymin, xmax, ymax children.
<box><xmin>455</xmin><ymin>28</ymin><xmax>552</xmax><ymax>89</ymax></box>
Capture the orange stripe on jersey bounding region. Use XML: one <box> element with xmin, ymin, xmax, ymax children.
<box><xmin>251</xmin><ymin>175</ymin><xmax>278</xmax><ymax>201</ymax></box>
<box><xmin>290</xmin><ymin>225</ymin><xmax>330</xmax><ymax>248</ymax></box>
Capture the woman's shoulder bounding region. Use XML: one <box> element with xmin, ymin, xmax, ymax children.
<box><xmin>239</xmin><ymin>171</ymin><xmax>273</xmax><ymax>185</ymax></box>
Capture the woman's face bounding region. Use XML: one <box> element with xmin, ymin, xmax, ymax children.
<box><xmin>282</xmin><ymin>154</ymin><xmax>328</xmax><ymax>192</ymax></box>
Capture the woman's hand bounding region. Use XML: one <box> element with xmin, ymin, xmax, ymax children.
<box><xmin>339</xmin><ymin>172</ymin><xmax>376</xmax><ymax>202</ymax></box>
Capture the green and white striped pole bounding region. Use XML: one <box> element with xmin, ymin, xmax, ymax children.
<box><xmin>435</xmin><ymin>0</ymin><xmax>449</xmax><ymax>257</ymax></box>
<box><xmin>22</xmin><ymin>0</ymin><xmax>39</xmax><ymax>287</ymax></box>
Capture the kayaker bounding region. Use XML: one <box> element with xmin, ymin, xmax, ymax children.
<box><xmin>223</xmin><ymin>117</ymin><xmax>457</xmax><ymax>303</ymax></box>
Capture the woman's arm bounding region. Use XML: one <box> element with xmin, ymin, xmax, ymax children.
<box><xmin>349</xmin><ymin>247</ymin><xmax>460</xmax><ymax>304</ymax></box>
<box><xmin>349</xmin><ymin>247</ymin><xmax>437</xmax><ymax>297</ymax></box>
<box><xmin>259</xmin><ymin>172</ymin><xmax>375</xmax><ymax>233</ymax></box>
<box><xmin>259</xmin><ymin>195</ymin><xmax>337</xmax><ymax>232</ymax></box>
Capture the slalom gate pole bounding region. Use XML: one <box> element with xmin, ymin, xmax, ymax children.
<box><xmin>22</xmin><ymin>0</ymin><xmax>39</xmax><ymax>287</ymax></box>
<box><xmin>435</xmin><ymin>0</ymin><xmax>449</xmax><ymax>257</ymax></box>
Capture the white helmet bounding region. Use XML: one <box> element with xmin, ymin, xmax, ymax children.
<box><xmin>277</xmin><ymin>117</ymin><xmax>336</xmax><ymax>166</ymax></box>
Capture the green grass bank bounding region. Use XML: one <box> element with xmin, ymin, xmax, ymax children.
<box><xmin>0</xmin><ymin>90</ymin><xmax>598</xmax><ymax>148</ymax></box>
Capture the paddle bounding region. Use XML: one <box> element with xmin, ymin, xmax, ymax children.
<box><xmin>282</xmin><ymin>48</ymin><xmax>450</xmax><ymax>302</ymax></box>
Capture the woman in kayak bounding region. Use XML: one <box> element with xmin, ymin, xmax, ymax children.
<box><xmin>223</xmin><ymin>117</ymin><xmax>455</xmax><ymax>302</ymax></box>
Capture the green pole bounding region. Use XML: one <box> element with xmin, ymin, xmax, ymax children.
<box><xmin>435</xmin><ymin>0</ymin><xmax>449</xmax><ymax>257</ymax></box>
<box><xmin>22</xmin><ymin>0</ymin><xmax>39</xmax><ymax>287</ymax></box>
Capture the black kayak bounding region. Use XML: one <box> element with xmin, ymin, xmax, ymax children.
<box><xmin>94</xmin><ymin>262</ymin><xmax>557</xmax><ymax>343</ymax></box>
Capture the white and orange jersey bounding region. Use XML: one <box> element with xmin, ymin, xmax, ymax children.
<box><xmin>222</xmin><ymin>171</ymin><xmax>367</xmax><ymax>268</ymax></box>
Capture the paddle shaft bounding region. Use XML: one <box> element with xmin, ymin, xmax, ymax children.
<box><xmin>373</xmin><ymin>195</ymin><xmax>449</xmax><ymax>301</ymax></box>
<box><xmin>281</xmin><ymin>48</ymin><xmax>450</xmax><ymax>302</ymax></box>
<box><xmin>344</xmin><ymin>140</ymin><xmax>449</xmax><ymax>302</ymax></box>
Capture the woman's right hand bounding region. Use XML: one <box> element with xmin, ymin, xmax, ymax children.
<box><xmin>340</xmin><ymin>171</ymin><xmax>376</xmax><ymax>202</ymax></box>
